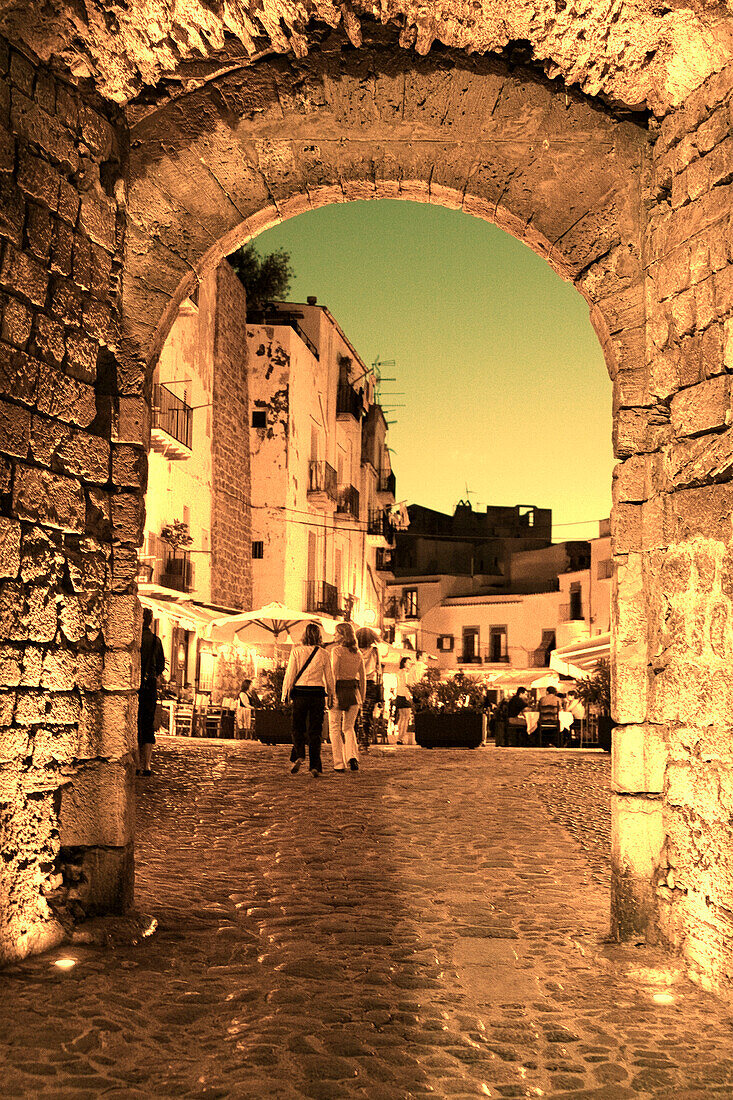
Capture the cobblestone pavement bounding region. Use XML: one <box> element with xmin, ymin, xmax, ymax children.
<box><xmin>3</xmin><ymin>739</ymin><xmax>733</xmax><ymax>1099</ymax></box>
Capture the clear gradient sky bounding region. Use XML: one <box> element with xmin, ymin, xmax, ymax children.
<box><xmin>253</xmin><ymin>199</ymin><xmax>613</xmax><ymax>542</ymax></box>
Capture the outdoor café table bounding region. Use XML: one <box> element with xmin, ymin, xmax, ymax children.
<box><xmin>524</xmin><ymin>709</ymin><xmax>574</xmax><ymax>738</ymax></box>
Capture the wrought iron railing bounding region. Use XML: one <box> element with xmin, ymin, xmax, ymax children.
<box><xmin>305</xmin><ymin>580</ymin><xmax>339</xmax><ymax>616</ymax></box>
<box><xmin>367</xmin><ymin>509</ymin><xmax>394</xmax><ymax>542</ymax></box>
<box><xmin>336</xmin><ymin>484</ymin><xmax>360</xmax><ymax>519</ymax></box>
<box><xmin>375</xmin><ymin>548</ymin><xmax>394</xmax><ymax>571</ymax></box>
<box><xmin>308</xmin><ymin>460</ymin><xmax>337</xmax><ymax>501</ymax></box>
<box><xmin>153</xmin><ymin>383</ymin><xmax>193</xmax><ymax>449</ymax></box>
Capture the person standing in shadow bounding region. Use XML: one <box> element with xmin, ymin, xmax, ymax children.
<box><xmin>138</xmin><ymin>607</ymin><xmax>166</xmax><ymax>776</ymax></box>
<box><xmin>282</xmin><ymin>622</ymin><xmax>335</xmax><ymax>777</ymax></box>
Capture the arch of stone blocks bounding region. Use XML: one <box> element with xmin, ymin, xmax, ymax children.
<box><xmin>1</xmin><ymin>11</ymin><xmax>733</xmax><ymax>998</ymax></box>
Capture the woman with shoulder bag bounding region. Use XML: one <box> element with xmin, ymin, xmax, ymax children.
<box><xmin>329</xmin><ymin>622</ymin><xmax>367</xmax><ymax>772</ymax></box>
<box><xmin>394</xmin><ymin>655</ymin><xmax>415</xmax><ymax>745</ymax></box>
<box><xmin>281</xmin><ymin>623</ymin><xmax>335</xmax><ymax>777</ymax></box>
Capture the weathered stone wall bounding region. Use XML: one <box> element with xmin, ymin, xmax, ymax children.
<box><xmin>209</xmin><ymin>262</ymin><xmax>251</xmax><ymax>611</ymax></box>
<box><xmin>0</xmin><ymin>37</ymin><xmax>142</xmax><ymax>962</ymax></box>
<box><xmin>611</xmin><ymin>61</ymin><xmax>733</xmax><ymax>991</ymax></box>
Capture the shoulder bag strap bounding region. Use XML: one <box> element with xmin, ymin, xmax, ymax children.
<box><xmin>292</xmin><ymin>646</ymin><xmax>319</xmax><ymax>687</ymax></box>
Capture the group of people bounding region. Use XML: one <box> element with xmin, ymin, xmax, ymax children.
<box><xmin>281</xmin><ymin>622</ymin><xmax>415</xmax><ymax>777</ymax></box>
<box><xmin>503</xmin><ymin>683</ymin><xmax>585</xmax><ymax>738</ymax></box>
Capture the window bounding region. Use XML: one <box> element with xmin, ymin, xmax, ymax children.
<box><xmin>488</xmin><ymin>626</ymin><xmax>507</xmax><ymax>663</ymax></box>
<box><xmin>462</xmin><ymin>627</ymin><xmax>480</xmax><ymax>663</ymax></box>
<box><xmin>569</xmin><ymin>582</ymin><xmax>583</xmax><ymax>620</ymax></box>
<box><xmin>252</xmin><ymin>409</ymin><xmax>267</xmax><ymax>428</ymax></box>
<box><xmin>597</xmin><ymin>558</ymin><xmax>613</xmax><ymax>579</ymax></box>
<box><xmin>252</xmin><ymin>541</ymin><xmax>264</xmax><ymax>559</ymax></box>
<box><xmin>403</xmin><ymin>588</ymin><xmax>418</xmax><ymax>618</ymax></box>
<box><xmin>437</xmin><ymin>634</ymin><xmax>454</xmax><ymax>652</ymax></box>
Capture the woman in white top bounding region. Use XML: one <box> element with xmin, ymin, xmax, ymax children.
<box><xmin>328</xmin><ymin>622</ymin><xmax>367</xmax><ymax>772</ymax></box>
<box><xmin>281</xmin><ymin>623</ymin><xmax>335</xmax><ymax>777</ymax></box>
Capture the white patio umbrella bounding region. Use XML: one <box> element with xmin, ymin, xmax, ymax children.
<box><xmin>206</xmin><ymin>601</ymin><xmax>336</xmax><ymax>647</ymax></box>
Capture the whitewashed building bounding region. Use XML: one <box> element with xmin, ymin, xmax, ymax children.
<box><xmin>246</xmin><ymin>298</ymin><xmax>396</xmax><ymax>628</ymax></box>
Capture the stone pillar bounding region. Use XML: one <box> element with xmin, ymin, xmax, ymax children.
<box><xmin>0</xmin><ymin>38</ymin><xmax>140</xmax><ymax>962</ymax></box>
<box><xmin>636</xmin><ymin>60</ymin><xmax>733</xmax><ymax>991</ymax></box>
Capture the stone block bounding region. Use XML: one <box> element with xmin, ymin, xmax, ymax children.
<box><xmin>612</xmin><ymin>454</ymin><xmax>653</xmax><ymax>503</ymax></box>
<box><xmin>611</xmin><ymin>793</ymin><xmax>664</xmax><ymax>941</ymax></box>
<box><xmin>31</xmin><ymin>421</ymin><xmax>110</xmax><ymax>484</ymax></box>
<box><xmin>0</xmin><ymin>244</ymin><xmax>48</xmax><ymax>307</ymax></box>
<box><xmin>611</xmin><ymin>501</ymin><xmax>642</xmax><ymax>553</ymax></box>
<box><xmin>50</xmin><ymin>279</ymin><xmax>82</xmax><ymax>326</ymax></box>
<box><xmin>649</xmin><ymin>661</ymin><xmax>733</xmax><ymax>727</ymax></box>
<box><xmin>663</xmin><ymin>427</ymin><xmax>733</xmax><ymax>489</ymax></box>
<box><xmin>57</xmin><ymin>177</ymin><xmax>79</xmax><ymax>226</ymax></box>
<box><xmin>65</xmin><ymin>329</ymin><xmax>98</xmax><ymax>382</ymax></box>
<box><xmin>25</xmin><ymin>202</ymin><xmax>52</xmax><ymax>261</ymax></box>
<box><xmin>10</xmin><ymin>90</ymin><xmax>78</xmax><ymax>172</ymax></box>
<box><xmin>25</xmin><ymin>585</ymin><xmax>58</xmax><ymax>641</ymax></box>
<box><xmin>669</xmin><ymin>376</ymin><xmax>726</xmax><ymax>440</ymax></box>
<box><xmin>0</xmin><ymin>517</ymin><xmax>21</xmax><ymax>578</ymax></box>
<box><xmin>59</xmin><ymin>760</ymin><xmax>134</xmax><ymax>848</ymax></box>
<box><xmin>111</xmin><ymin>444</ymin><xmax>146</xmax><ymax>490</ymax></box>
<box><xmin>110</xmin><ymin>491</ymin><xmax>144</xmax><ymax>545</ymax></box>
<box><xmin>116</xmin><ymin>395</ymin><xmax>149</xmax><ymax>445</ymax></box>
<box><xmin>76</xmin><ymin>651</ymin><xmax>103</xmax><ymax>691</ymax></box>
<box><xmin>58</xmin><ymin>592</ymin><xmax>84</xmax><ymax>643</ymax></box>
<box><xmin>103</xmin><ymin>592</ymin><xmax>141</xmax><ymax>648</ymax></box>
<box><xmin>612</xmin><ymin>552</ymin><xmax>648</xmax><ymax>724</ymax></box>
<box><xmin>78</xmin><ymin>194</ymin><xmax>116</xmax><ymax>253</ymax></box>
<box><xmin>102</xmin><ymin>647</ymin><xmax>140</xmax><ymax>691</ymax></box>
<box><xmin>47</xmin><ymin>691</ymin><xmax>82</xmax><ymax>725</ymax></box>
<box><xmin>667</xmin><ymin>482</ymin><xmax>733</xmax><ymax>543</ymax></box>
<box><xmin>111</xmin><ymin>546</ymin><xmax>139</xmax><ymax>592</ymax></box>
<box><xmin>0</xmin><ymin>177</ymin><xmax>22</xmax><ymax>248</ymax></box>
<box><xmin>612</xmin><ymin>723</ymin><xmax>666</xmax><ymax>794</ymax></box>
<box><xmin>31</xmin><ymin>724</ymin><xmax>76</xmax><ymax>767</ymax></box>
<box><xmin>2</xmin><ymin>296</ymin><xmax>33</xmax><ymax>347</ymax></box>
<box><xmin>50</xmin><ymin>219</ymin><xmax>73</xmax><ymax>278</ymax></box>
<box><xmin>85</xmin><ymin>486</ymin><xmax>112</xmax><ymax>541</ymax></box>
<box><xmin>40</xmin><ymin>647</ymin><xmax>77</xmax><ymax>691</ymax></box>
<box><xmin>32</xmin><ymin>312</ymin><xmax>65</xmax><ymax>366</ymax></box>
<box><xmin>77</xmin><ymin>690</ymin><xmax>136</xmax><ymax>759</ymax></box>
<box><xmin>0</xmin><ymin>643</ymin><xmax>22</xmax><ymax>685</ymax></box>
<box><xmin>36</xmin><ymin>363</ymin><xmax>96</xmax><ymax>427</ymax></box>
<box><xmin>12</xmin><ymin>464</ymin><xmax>86</xmax><ymax>532</ymax></box>
<box><xmin>0</xmin><ymin>343</ymin><xmax>41</xmax><ymax>405</ymax></box>
<box><xmin>0</xmin><ymin>397</ymin><xmax>30</xmax><ymax>457</ymax></box>
<box><xmin>17</xmin><ymin>151</ymin><xmax>58</xmax><ymax>209</ymax></box>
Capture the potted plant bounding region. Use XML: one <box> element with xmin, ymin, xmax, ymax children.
<box><xmin>575</xmin><ymin>658</ymin><xmax>613</xmax><ymax>752</ymax></box>
<box><xmin>253</xmin><ymin>664</ymin><xmax>293</xmax><ymax>744</ymax></box>
<box><xmin>412</xmin><ymin>671</ymin><xmax>485</xmax><ymax>749</ymax></box>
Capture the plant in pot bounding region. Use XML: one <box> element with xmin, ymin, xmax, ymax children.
<box><xmin>253</xmin><ymin>664</ymin><xmax>293</xmax><ymax>744</ymax></box>
<box><xmin>412</xmin><ymin>671</ymin><xmax>485</xmax><ymax>749</ymax></box>
<box><xmin>160</xmin><ymin>519</ymin><xmax>194</xmax><ymax>591</ymax></box>
<box><xmin>575</xmin><ymin>658</ymin><xmax>613</xmax><ymax>751</ymax></box>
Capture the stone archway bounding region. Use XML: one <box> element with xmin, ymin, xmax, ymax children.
<box><xmin>1</xmin><ymin>6</ymin><xmax>733</xmax><ymax>997</ymax></box>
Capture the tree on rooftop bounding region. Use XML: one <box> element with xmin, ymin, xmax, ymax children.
<box><xmin>228</xmin><ymin>244</ymin><xmax>293</xmax><ymax>311</ymax></box>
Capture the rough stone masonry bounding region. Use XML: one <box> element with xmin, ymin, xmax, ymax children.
<box><xmin>1</xmin><ymin>0</ymin><xmax>733</xmax><ymax>1001</ymax></box>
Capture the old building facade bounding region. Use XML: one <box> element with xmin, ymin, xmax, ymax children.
<box><xmin>0</xmin><ymin>1</ymin><xmax>733</xmax><ymax>997</ymax></box>
<box><xmin>247</xmin><ymin>299</ymin><xmax>396</xmax><ymax>626</ymax></box>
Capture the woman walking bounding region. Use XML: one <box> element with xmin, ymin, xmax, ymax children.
<box><xmin>328</xmin><ymin>622</ymin><xmax>366</xmax><ymax>772</ymax></box>
<box><xmin>356</xmin><ymin>626</ymin><xmax>382</xmax><ymax>752</ymax></box>
<box><xmin>281</xmin><ymin>623</ymin><xmax>335</xmax><ymax>777</ymax></box>
<box><xmin>394</xmin><ymin>655</ymin><xmax>415</xmax><ymax>745</ymax></box>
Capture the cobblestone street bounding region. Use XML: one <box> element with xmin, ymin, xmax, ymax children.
<box><xmin>3</xmin><ymin>739</ymin><xmax>733</xmax><ymax>1099</ymax></box>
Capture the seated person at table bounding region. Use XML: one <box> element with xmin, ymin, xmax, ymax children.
<box><xmin>507</xmin><ymin>687</ymin><xmax>530</xmax><ymax>726</ymax></box>
<box><xmin>566</xmin><ymin>690</ymin><xmax>585</xmax><ymax>734</ymax></box>
<box><xmin>538</xmin><ymin>686</ymin><xmax>561</xmax><ymax>729</ymax></box>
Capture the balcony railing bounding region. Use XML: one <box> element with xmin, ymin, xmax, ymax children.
<box><xmin>484</xmin><ymin>649</ymin><xmax>510</xmax><ymax>664</ymax></box>
<box><xmin>378</xmin><ymin>469</ymin><xmax>396</xmax><ymax>496</ymax></box>
<box><xmin>375</xmin><ymin>548</ymin><xmax>394</xmax><ymax>571</ymax></box>
<box><xmin>305</xmin><ymin>580</ymin><xmax>339</xmax><ymax>616</ymax></box>
<box><xmin>368</xmin><ymin>509</ymin><xmax>394</xmax><ymax>543</ymax></box>
<box><xmin>308</xmin><ymin>460</ymin><xmax>337</xmax><ymax>501</ymax></box>
<box><xmin>337</xmin><ymin>383</ymin><xmax>365</xmax><ymax>421</ymax></box>
<box><xmin>336</xmin><ymin>484</ymin><xmax>360</xmax><ymax>520</ymax></box>
<box><xmin>152</xmin><ymin>383</ymin><xmax>193</xmax><ymax>451</ymax></box>
<box><xmin>139</xmin><ymin>532</ymin><xmax>195</xmax><ymax>592</ymax></box>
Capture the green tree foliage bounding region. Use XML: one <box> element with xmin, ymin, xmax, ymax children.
<box><xmin>160</xmin><ymin>519</ymin><xmax>193</xmax><ymax>552</ymax></box>
<box><xmin>575</xmin><ymin>658</ymin><xmax>611</xmax><ymax>716</ymax></box>
<box><xmin>228</xmin><ymin>244</ymin><xmax>293</xmax><ymax>311</ymax></box>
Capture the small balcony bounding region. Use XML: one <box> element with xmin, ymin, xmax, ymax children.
<box><xmin>375</xmin><ymin>548</ymin><xmax>394</xmax><ymax>572</ymax></box>
<box><xmin>160</xmin><ymin>555</ymin><xmax>195</xmax><ymax>593</ymax></box>
<box><xmin>138</xmin><ymin>532</ymin><xmax>195</xmax><ymax>593</ymax></box>
<box><xmin>305</xmin><ymin>580</ymin><xmax>339</xmax><ymax>616</ymax></box>
<box><xmin>151</xmin><ymin>382</ymin><xmax>193</xmax><ymax>459</ymax></box>
<box><xmin>377</xmin><ymin>469</ymin><xmax>396</xmax><ymax>497</ymax></box>
<box><xmin>337</xmin><ymin>382</ymin><xmax>365</xmax><ymax>422</ymax></box>
<box><xmin>308</xmin><ymin>460</ymin><xmax>337</xmax><ymax>503</ymax></box>
<box><xmin>336</xmin><ymin>484</ymin><xmax>360</xmax><ymax>520</ymax></box>
<box><xmin>367</xmin><ymin>508</ymin><xmax>394</xmax><ymax>545</ymax></box>
<box><xmin>483</xmin><ymin>649</ymin><xmax>510</xmax><ymax>664</ymax></box>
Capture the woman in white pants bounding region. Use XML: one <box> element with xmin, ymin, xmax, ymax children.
<box><xmin>328</xmin><ymin>622</ymin><xmax>366</xmax><ymax>772</ymax></box>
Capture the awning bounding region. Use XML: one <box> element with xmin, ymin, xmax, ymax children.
<box><xmin>488</xmin><ymin>668</ymin><xmax>568</xmax><ymax>692</ymax></box>
<box><xmin>139</xmin><ymin>594</ymin><xmax>227</xmax><ymax>637</ymax></box>
<box><xmin>550</xmin><ymin>632</ymin><xmax>610</xmax><ymax>677</ymax></box>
